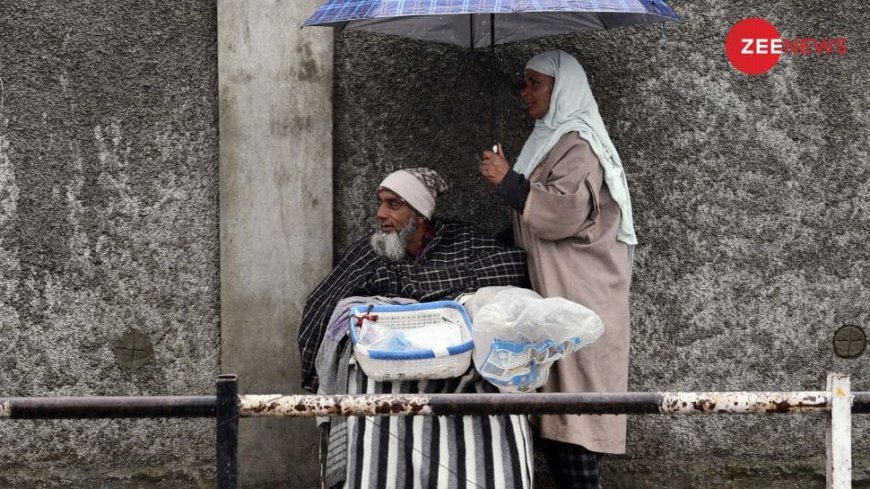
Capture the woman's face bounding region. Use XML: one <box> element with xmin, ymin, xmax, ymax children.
<box><xmin>521</xmin><ymin>69</ymin><xmax>555</xmax><ymax>120</ymax></box>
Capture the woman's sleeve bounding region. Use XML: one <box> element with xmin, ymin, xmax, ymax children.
<box><xmin>522</xmin><ymin>136</ymin><xmax>603</xmax><ymax>241</ymax></box>
<box><xmin>496</xmin><ymin>170</ymin><xmax>531</xmax><ymax>212</ymax></box>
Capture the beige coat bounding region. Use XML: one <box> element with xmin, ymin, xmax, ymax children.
<box><xmin>513</xmin><ymin>132</ymin><xmax>631</xmax><ymax>454</ymax></box>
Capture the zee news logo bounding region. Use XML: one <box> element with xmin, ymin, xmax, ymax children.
<box><xmin>725</xmin><ymin>18</ymin><xmax>848</xmax><ymax>75</ymax></box>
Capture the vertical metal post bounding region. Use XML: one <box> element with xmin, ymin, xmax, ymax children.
<box><xmin>826</xmin><ymin>373</ymin><xmax>852</xmax><ymax>489</ymax></box>
<box><xmin>320</xmin><ymin>426</ymin><xmax>329</xmax><ymax>489</ymax></box>
<box><xmin>216</xmin><ymin>374</ymin><xmax>239</xmax><ymax>489</ymax></box>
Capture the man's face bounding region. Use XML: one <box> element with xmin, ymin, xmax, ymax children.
<box><xmin>521</xmin><ymin>69</ymin><xmax>555</xmax><ymax>120</ymax></box>
<box><xmin>376</xmin><ymin>189</ymin><xmax>416</xmax><ymax>233</ymax></box>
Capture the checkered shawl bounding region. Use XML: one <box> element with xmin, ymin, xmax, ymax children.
<box><xmin>298</xmin><ymin>220</ymin><xmax>529</xmax><ymax>392</ymax></box>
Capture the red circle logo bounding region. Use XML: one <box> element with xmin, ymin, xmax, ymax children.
<box><xmin>725</xmin><ymin>18</ymin><xmax>782</xmax><ymax>75</ymax></box>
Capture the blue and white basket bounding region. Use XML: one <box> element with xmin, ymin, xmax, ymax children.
<box><xmin>348</xmin><ymin>301</ymin><xmax>474</xmax><ymax>382</ymax></box>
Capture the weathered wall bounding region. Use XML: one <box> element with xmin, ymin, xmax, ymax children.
<box><xmin>0</xmin><ymin>1</ymin><xmax>219</xmax><ymax>487</ymax></box>
<box><xmin>332</xmin><ymin>1</ymin><xmax>870</xmax><ymax>487</ymax></box>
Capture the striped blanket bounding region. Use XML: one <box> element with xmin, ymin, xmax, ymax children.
<box><xmin>334</xmin><ymin>364</ymin><xmax>534</xmax><ymax>489</ymax></box>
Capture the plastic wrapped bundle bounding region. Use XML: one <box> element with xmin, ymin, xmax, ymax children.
<box><xmin>466</xmin><ymin>287</ymin><xmax>605</xmax><ymax>393</ymax></box>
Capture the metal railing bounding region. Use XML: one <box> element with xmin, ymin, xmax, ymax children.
<box><xmin>2</xmin><ymin>373</ymin><xmax>867</xmax><ymax>489</ymax></box>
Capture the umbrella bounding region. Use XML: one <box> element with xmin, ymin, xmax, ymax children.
<box><xmin>304</xmin><ymin>0</ymin><xmax>680</xmax><ymax>146</ymax></box>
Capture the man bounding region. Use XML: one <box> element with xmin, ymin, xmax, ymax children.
<box><xmin>299</xmin><ymin>167</ymin><xmax>531</xmax><ymax>392</ymax></box>
<box><xmin>298</xmin><ymin>168</ymin><xmax>533</xmax><ymax>489</ymax></box>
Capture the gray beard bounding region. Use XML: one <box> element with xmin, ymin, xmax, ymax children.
<box><xmin>370</xmin><ymin>219</ymin><xmax>418</xmax><ymax>262</ymax></box>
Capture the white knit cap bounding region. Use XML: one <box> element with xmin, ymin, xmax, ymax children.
<box><xmin>378</xmin><ymin>168</ymin><xmax>448</xmax><ymax>219</ymax></box>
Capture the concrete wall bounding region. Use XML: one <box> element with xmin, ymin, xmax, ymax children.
<box><xmin>0</xmin><ymin>0</ymin><xmax>335</xmax><ymax>486</ymax></box>
<box><xmin>0</xmin><ymin>1</ymin><xmax>220</xmax><ymax>487</ymax></box>
<box><xmin>331</xmin><ymin>1</ymin><xmax>870</xmax><ymax>487</ymax></box>
<box><xmin>218</xmin><ymin>0</ymin><xmax>332</xmax><ymax>487</ymax></box>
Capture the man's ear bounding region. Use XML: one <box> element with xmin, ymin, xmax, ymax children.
<box><xmin>416</xmin><ymin>215</ymin><xmax>427</xmax><ymax>226</ymax></box>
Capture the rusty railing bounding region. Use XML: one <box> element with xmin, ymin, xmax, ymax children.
<box><xmin>1</xmin><ymin>373</ymin><xmax>867</xmax><ymax>489</ymax></box>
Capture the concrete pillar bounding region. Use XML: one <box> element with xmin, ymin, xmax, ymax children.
<box><xmin>218</xmin><ymin>0</ymin><xmax>332</xmax><ymax>486</ymax></box>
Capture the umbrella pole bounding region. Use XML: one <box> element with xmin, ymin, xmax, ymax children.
<box><xmin>489</xmin><ymin>13</ymin><xmax>497</xmax><ymax>149</ymax></box>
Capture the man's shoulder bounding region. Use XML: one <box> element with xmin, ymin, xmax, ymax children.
<box><xmin>433</xmin><ymin>219</ymin><xmax>488</xmax><ymax>238</ymax></box>
<box><xmin>433</xmin><ymin>219</ymin><xmax>508</xmax><ymax>248</ymax></box>
<box><xmin>335</xmin><ymin>235</ymin><xmax>378</xmax><ymax>264</ymax></box>
<box><xmin>345</xmin><ymin>235</ymin><xmax>373</xmax><ymax>251</ymax></box>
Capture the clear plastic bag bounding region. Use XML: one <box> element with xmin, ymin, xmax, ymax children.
<box><xmin>358</xmin><ymin>318</ymin><xmax>464</xmax><ymax>353</ymax></box>
<box><xmin>467</xmin><ymin>287</ymin><xmax>605</xmax><ymax>393</ymax></box>
<box><xmin>358</xmin><ymin>319</ymin><xmax>415</xmax><ymax>351</ymax></box>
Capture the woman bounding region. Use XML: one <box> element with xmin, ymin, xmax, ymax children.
<box><xmin>480</xmin><ymin>50</ymin><xmax>636</xmax><ymax>489</ymax></box>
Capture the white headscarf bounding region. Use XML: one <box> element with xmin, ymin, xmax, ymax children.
<box><xmin>514</xmin><ymin>50</ymin><xmax>637</xmax><ymax>246</ymax></box>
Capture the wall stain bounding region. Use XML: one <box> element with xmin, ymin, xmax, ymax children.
<box><xmin>296</xmin><ymin>42</ymin><xmax>320</xmax><ymax>82</ymax></box>
<box><xmin>270</xmin><ymin>114</ymin><xmax>312</xmax><ymax>136</ymax></box>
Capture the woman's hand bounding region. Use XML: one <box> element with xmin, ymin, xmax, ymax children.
<box><xmin>480</xmin><ymin>143</ymin><xmax>510</xmax><ymax>186</ymax></box>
